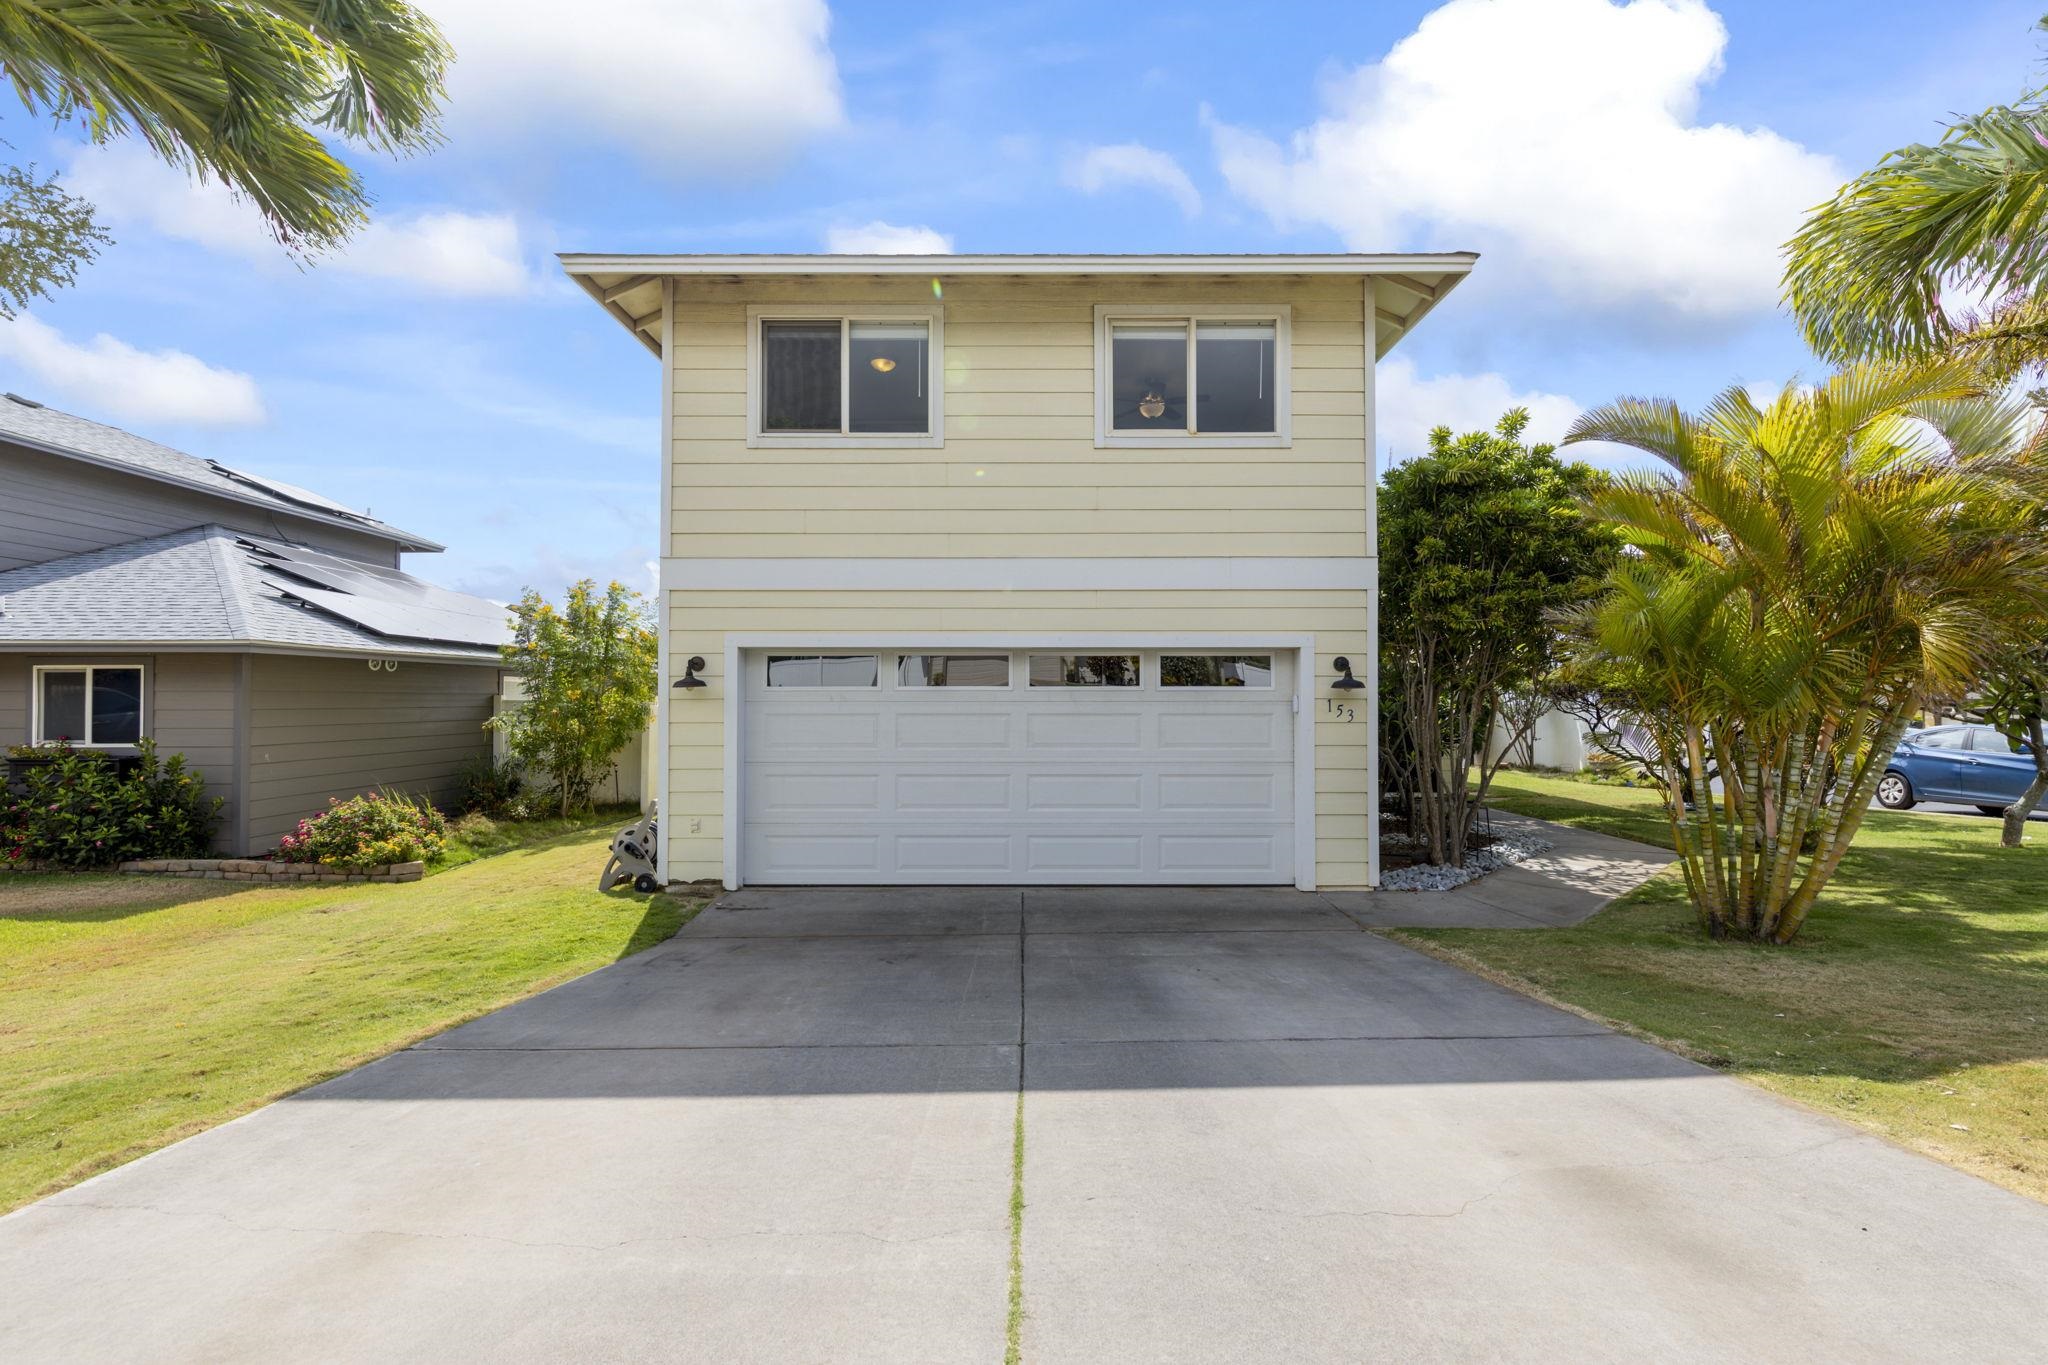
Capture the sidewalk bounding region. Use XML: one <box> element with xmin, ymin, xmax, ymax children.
<box><xmin>1327</xmin><ymin>814</ymin><xmax>1677</xmax><ymax>928</ymax></box>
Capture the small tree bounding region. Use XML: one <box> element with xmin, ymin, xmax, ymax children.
<box><xmin>1380</xmin><ymin>409</ymin><xmax>1616</xmax><ymax>866</ymax></box>
<box><xmin>490</xmin><ymin>580</ymin><xmax>657</xmax><ymax>817</ymax></box>
<box><xmin>1958</xmin><ymin>644</ymin><xmax>2048</xmax><ymax>846</ymax></box>
<box><xmin>1567</xmin><ymin>359</ymin><xmax>2048</xmax><ymax>943</ymax></box>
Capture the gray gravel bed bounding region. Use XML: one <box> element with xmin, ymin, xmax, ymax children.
<box><xmin>1377</xmin><ymin>830</ymin><xmax>1555</xmax><ymax>892</ymax></box>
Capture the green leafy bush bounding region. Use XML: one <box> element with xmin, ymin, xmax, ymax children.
<box><xmin>276</xmin><ymin>791</ymin><xmax>449</xmax><ymax>869</ymax></box>
<box><xmin>2</xmin><ymin>740</ymin><xmax>222</xmax><ymax>868</ymax></box>
<box><xmin>454</xmin><ymin>755</ymin><xmax>524</xmax><ymax>817</ymax></box>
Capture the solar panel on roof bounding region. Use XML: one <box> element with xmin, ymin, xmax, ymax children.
<box><xmin>209</xmin><ymin>462</ymin><xmax>374</xmax><ymax>522</ymax></box>
<box><xmin>268</xmin><ymin>581</ymin><xmax>509</xmax><ymax>647</ymax></box>
<box><xmin>239</xmin><ymin>537</ymin><xmax>508</xmax><ymax>648</ymax></box>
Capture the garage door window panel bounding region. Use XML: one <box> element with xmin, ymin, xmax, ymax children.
<box><xmin>765</xmin><ymin>655</ymin><xmax>879</xmax><ymax>687</ymax></box>
<box><xmin>1160</xmin><ymin>654</ymin><xmax>1274</xmax><ymax>688</ymax></box>
<box><xmin>898</xmin><ymin>654</ymin><xmax>1010</xmax><ymax>687</ymax></box>
<box><xmin>1029</xmin><ymin>655</ymin><xmax>1141</xmax><ymax>687</ymax></box>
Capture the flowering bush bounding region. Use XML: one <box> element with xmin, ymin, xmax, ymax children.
<box><xmin>276</xmin><ymin>791</ymin><xmax>449</xmax><ymax>869</ymax></box>
<box><xmin>2</xmin><ymin>740</ymin><xmax>222</xmax><ymax>868</ymax></box>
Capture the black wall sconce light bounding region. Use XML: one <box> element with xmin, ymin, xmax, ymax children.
<box><xmin>674</xmin><ymin>656</ymin><xmax>708</xmax><ymax>690</ymax></box>
<box><xmin>1330</xmin><ymin>656</ymin><xmax>1366</xmax><ymax>691</ymax></box>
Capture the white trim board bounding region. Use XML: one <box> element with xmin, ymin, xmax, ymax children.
<box><xmin>661</xmin><ymin>557</ymin><xmax>1375</xmax><ymax>592</ymax></box>
<box><xmin>563</xmin><ymin>252</ymin><xmax>1478</xmax><ymax>277</ymax></box>
<box><xmin>713</xmin><ymin>632</ymin><xmax>1318</xmax><ymax>892</ymax></box>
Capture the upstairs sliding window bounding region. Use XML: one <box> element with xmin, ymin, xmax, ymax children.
<box><xmin>752</xmin><ymin>309</ymin><xmax>941</xmax><ymax>447</ymax></box>
<box><xmin>1097</xmin><ymin>307</ymin><xmax>1288</xmax><ymax>447</ymax></box>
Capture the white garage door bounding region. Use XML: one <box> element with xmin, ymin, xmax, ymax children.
<box><xmin>740</xmin><ymin>649</ymin><xmax>1298</xmax><ymax>885</ymax></box>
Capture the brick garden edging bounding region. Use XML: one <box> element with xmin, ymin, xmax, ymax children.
<box><xmin>116</xmin><ymin>858</ymin><xmax>426</xmax><ymax>884</ymax></box>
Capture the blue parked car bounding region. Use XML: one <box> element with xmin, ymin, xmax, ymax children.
<box><xmin>1877</xmin><ymin>724</ymin><xmax>2037</xmax><ymax>813</ymax></box>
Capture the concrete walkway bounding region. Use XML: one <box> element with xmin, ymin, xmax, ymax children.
<box><xmin>1333</xmin><ymin>812</ymin><xmax>1679</xmax><ymax>928</ymax></box>
<box><xmin>4</xmin><ymin>872</ymin><xmax>2047</xmax><ymax>1361</ymax></box>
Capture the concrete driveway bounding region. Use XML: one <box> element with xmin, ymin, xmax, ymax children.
<box><xmin>5</xmin><ymin>888</ymin><xmax>2048</xmax><ymax>1363</ymax></box>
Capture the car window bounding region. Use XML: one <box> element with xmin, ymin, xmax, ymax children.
<box><xmin>1913</xmin><ymin>728</ymin><xmax>1969</xmax><ymax>750</ymax></box>
<box><xmin>1970</xmin><ymin>726</ymin><xmax>2028</xmax><ymax>754</ymax></box>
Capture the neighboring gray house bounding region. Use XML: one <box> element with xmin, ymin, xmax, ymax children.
<box><xmin>0</xmin><ymin>393</ymin><xmax>506</xmax><ymax>853</ymax></box>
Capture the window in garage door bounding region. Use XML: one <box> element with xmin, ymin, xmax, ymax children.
<box><xmin>1160</xmin><ymin>654</ymin><xmax>1273</xmax><ymax>688</ymax></box>
<box><xmin>898</xmin><ymin>654</ymin><xmax>1010</xmax><ymax>687</ymax></box>
<box><xmin>765</xmin><ymin>655</ymin><xmax>879</xmax><ymax>687</ymax></box>
<box><xmin>1029</xmin><ymin>654</ymin><xmax>1140</xmax><ymax>687</ymax></box>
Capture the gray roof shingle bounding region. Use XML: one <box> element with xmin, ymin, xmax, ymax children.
<box><xmin>0</xmin><ymin>394</ymin><xmax>440</xmax><ymax>551</ymax></box>
<box><xmin>0</xmin><ymin>526</ymin><xmax>504</xmax><ymax>663</ymax></box>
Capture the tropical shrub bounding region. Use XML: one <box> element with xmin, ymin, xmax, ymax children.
<box><xmin>2</xmin><ymin>740</ymin><xmax>221</xmax><ymax>868</ymax></box>
<box><xmin>455</xmin><ymin>755</ymin><xmax>524</xmax><ymax>817</ymax></box>
<box><xmin>1379</xmin><ymin>408</ymin><xmax>1618</xmax><ymax>866</ymax></box>
<box><xmin>488</xmin><ymin>579</ymin><xmax>657</xmax><ymax>817</ymax></box>
<box><xmin>277</xmin><ymin>791</ymin><xmax>448</xmax><ymax>869</ymax></box>
<box><xmin>1565</xmin><ymin>357</ymin><xmax>2048</xmax><ymax>943</ymax></box>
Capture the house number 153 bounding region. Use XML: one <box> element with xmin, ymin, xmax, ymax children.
<box><xmin>1324</xmin><ymin>698</ymin><xmax>1357</xmax><ymax>722</ymax></box>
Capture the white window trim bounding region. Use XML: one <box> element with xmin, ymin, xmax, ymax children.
<box><xmin>746</xmin><ymin>303</ymin><xmax>945</xmax><ymax>449</ymax></box>
<box><xmin>30</xmin><ymin>663</ymin><xmax>147</xmax><ymax>748</ymax></box>
<box><xmin>1094</xmin><ymin>303</ymin><xmax>1291</xmax><ymax>449</ymax></box>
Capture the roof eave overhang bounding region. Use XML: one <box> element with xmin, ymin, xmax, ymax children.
<box><xmin>559</xmin><ymin>251</ymin><xmax>1478</xmax><ymax>276</ymax></box>
<box><xmin>559</xmin><ymin>252</ymin><xmax>1479</xmax><ymax>359</ymax></box>
<box><xmin>0</xmin><ymin>638</ymin><xmax>501</xmax><ymax>665</ymax></box>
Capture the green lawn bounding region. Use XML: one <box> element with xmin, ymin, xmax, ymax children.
<box><xmin>1397</xmin><ymin>770</ymin><xmax>2048</xmax><ymax>1202</ymax></box>
<box><xmin>0</xmin><ymin>826</ymin><xmax>703</xmax><ymax>1212</ymax></box>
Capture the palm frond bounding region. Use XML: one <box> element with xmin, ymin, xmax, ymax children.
<box><xmin>0</xmin><ymin>0</ymin><xmax>451</xmax><ymax>250</ymax></box>
<box><xmin>1783</xmin><ymin>98</ymin><xmax>2048</xmax><ymax>362</ymax></box>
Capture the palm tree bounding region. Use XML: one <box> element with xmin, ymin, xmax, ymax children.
<box><xmin>1564</xmin><ymin>358</ymin><xmax>2048</xmax><ymax>943</ymax></box>
<box><xmin>1783</xmin><ymin>20</ymin><xmax>2048</xmax><ymax>369</ymax></box>
<box><xmin>0</xmin><ymin>0</ymin><xmax>450</xmax><ymax>309</ymax></box>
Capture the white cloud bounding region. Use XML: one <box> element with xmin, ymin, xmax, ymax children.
<box><xmin>423</xmin><ymin>0</ymin><xmax>843</xmax><ymax>174</ymax></box>
<box><xmin>64</xmin><ymin>142</ymin><xmax>532</xmax><ymax>297</ymax></box>
<box><xmin>0</xmin><ymin>315</ymin><xmax>265</xmax><ymax>427</ymax></box>
<box><xmin>339</xmin><ymin>212</ymin><xmax>529</xmax><ymax>296</ymax></box>
<box><xmin>823</xmin><ymin>221</ymin><xmax>954</xmax><ymax>254</ymax></box>
<box><xmin>1064</xmin><ymin>143</ymin><xmax>1202</xmax><ymax>217</ymax></box>
<box><xmin>1376</xmin><ymin>356</ymin><xmax>1582</xmax><ymax>462</ymax></box>
<box><xmin>1209</xmin><ymin>0</ymin><xmax>1841</xmax><ymax>320</ymax></box>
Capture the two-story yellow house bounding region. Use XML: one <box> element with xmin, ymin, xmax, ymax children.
<box><xmin>564</xmin><ymin>254</ymin><xmax>1473</xmax><ymax>891</ymax></box>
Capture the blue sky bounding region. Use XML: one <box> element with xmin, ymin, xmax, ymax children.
<box><xmin>0</xmin><ymin>0</ymin><xmax>2038</xmax><ymax>599</ymax></box>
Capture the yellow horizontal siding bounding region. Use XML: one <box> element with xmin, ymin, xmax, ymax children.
<box><xmin>671</xmin><ymin>464</ymin><xmax>1368</xmax><ymax>491</ymax></box>
<box><xmin>672</xmin><ymin>509</ymin><xmax>1369</xmax><ymax>536</ymax></box>
<box><xmin>659</xmin><ymin>588</ymin><xmax>1371</xmax><ymax>887</ymax></box>
<box><xmin>676</xmin><ymin>484</ymin><xmax>1367</xmax><ymax>512</ymax></box>
<box><xmin>669</xmin><ymin>533</ymin><xmax>1370</xmax><ymax>557</ymax></box>
<box><xmin>668</xmin><ymin>276</ymin><xmax>1370</xmax><ymax>559</ymax></box>
<box><xmin>675</xmin><ymin>439</ymin><xmax>1372</xmax><ymax>464</ymax></box>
